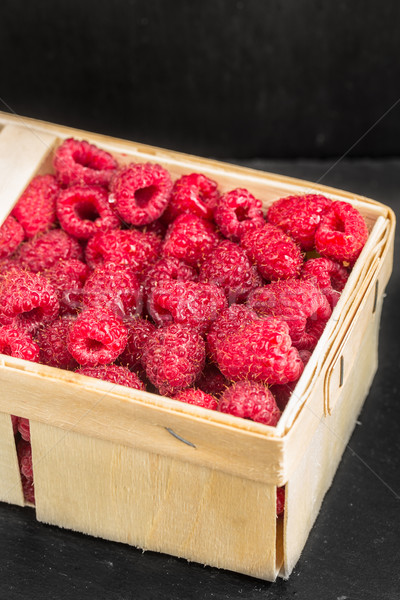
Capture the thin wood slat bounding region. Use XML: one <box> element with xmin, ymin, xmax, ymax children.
<box><xmin>0</xmin><ymin>412</ymin><xmax>24</xmax><ymax>506</ymax></box>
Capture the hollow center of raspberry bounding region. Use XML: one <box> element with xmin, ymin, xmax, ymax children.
<box><xmin>86</xmin><ymin>338</ymin><xmax>104</xmax><ymax>352</ymax></box>
<box><xmin>134</xmin><ymin>185</ymin><xmax>157</xmax><ymax>207</ymax></box>
<box><xmin>75</xmin><ymin>201</ymin><xmax>100</xmax><ymax>222</ymax></box>
<box><xmin>234</xmin><ymin>205</ymin><xmax>249</xmax><ymax>222</ymax></box>
<box><xmin>74</xmin><ymin>150</ymin><xmax>101</xmax><ymax>170</ymax></box>
<box><xmin>333</xmin><ymin>217</ymin><xmax>346</xmax><ymax>233</ymax></box>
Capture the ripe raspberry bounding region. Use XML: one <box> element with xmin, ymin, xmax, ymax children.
<box><xmin>247</xmin><ymin>280</ymin><xmax>332</xmax><ymax>351</ymax></box>
<box><xmin>54</xmin><ymin>138</ymin><xmax>118</xmax><ymax>187</ymax></box>
<box><xmin>163</xmin><ymin>173</ymin><xmax>219</xmax><ymax>223</ymax></box>
<box><xmin>142</xmin><ymin>256</ymin><xmax>197</xmax><ymax>310</ymax></box>
<box><xmin>196</xmin><ymin>363</ymin><xmax>229</xmax><ymax>398</ymax></box>
<box><xmin>110</xmin><ymin>163</ymin><xmax>172</xmax><ymax>226</ymax></box>
<box><xmin>76</xmin><ymin>364</ymin><xmax>145</xmax><ymax>391</ymax></box>
<box><xmin>270</xmin><ymin>349</ymin><xmax>311</xmax><ymax>411</ymax></box>
<box><xmin>199</xmin><ymin>240</ymin><xmax>262</xmax><ymax>303</ymax></box>
<box><xmin>315</xmin><ymin>201</ymin><xmax>369</xmax><ymax>265</ymax></box>
<box><xmin>214</xmin><ymin>188</ymin><xmax>265</xmax><ymax>242</ymax></box>
<box><xmin>301</xmin><ymin>257</ymin><xmax>349</xmax><ymax>308</ymax></box>
<box><xmin>68</xmin><ymin>308</ymin><xmax>128</xmax><ymax>366</ymax></box>
<box><xmin>173</xmin><ymin>388</ymin><xmax>218</xmax><ymax>410</ymax></box>
<box><xmin>206</xmin><ymin>304</ymin><xmax>258</xmax><ymax>363</ymax></box>
<box><xmin>21</xmin><ymin>475</ymin><xmax>35</xmax><ymax>504</ymax></box>
<box><xmin>240</xmin><ymin>223</ymin><xmax>303</xmax><ymax>281</ymax></box>
<box><xmin>18</xmin><ymin>229</ymin><xmax>83</xmax><ymax>273</ymax></box>
<box><xmin>0</xmin><ymin>326</ymin><xmax>40</xmax><ymax>361</ymax></box>
<box><xmin>0</xmin><ymin>216</ymin><xmax>24</xmax><ymax>259</ymax></box>
<box><xmin>213</xmin><ymin>317</ymin><xmax>303</xmax><ymax>385</ymax></box>
<box><xmin>143</xmin><ymin>323</ymin><xmax>205</xmax><ymax>396</ymax></box>
<box><xmin>0</xmin><ymin>270</ymin><xmax>59</xmax><ymax>333</ymax></box>
<box><xmin>117</xmin><ymin>317</ymin><xmax>156</xmax><ymax>371</ymax></box>
<box><xmin>43</xmin><ymin>258</ymin><xmax>89</xmax><ymax>315</ymax></box>
<box><xmin>12</xmin><ymin>174</ymin><xmax>59</xmax><ymax>238</ymax></box>
<box><xmin>162</xmin><ymin>213</ymin><xmax>220</xmax><ymax>268</ymax></box>
<box><xmin>276</xmin><ymin>487</ymin><xmax>285</xmax><ymax>516</ymax></box>
<box><xmin>0</xmin><ymin>257</ymin><xmax>21</xmax><ymax>277</ymax></box>
<box><xmin>57</xmin><ymin>185</ymin><xmax>120</xmax><ymax>239</ymax></box>
<box><xmin>35</xmin><ymin>317</ymin><xmax>77</xmax><ymax>370</ymax></box>
<box><xmin>267</xmin><ymin>193</ymin><xmax>332</xmax><ymax>250</ymax></box>
<box><xmin>85</xmin><ymin>229</ymin><xmax>160</xmax><ymax>275</ymax></box>
<box><xmin>17</xmin><ymin>417</ymin><xmax>30</xmax><ymax>442</ymax></box>
<box><xmin>149</xmin><ymin>280</ymin><xmax>227</xmax><ymax>334</ymax></box>
<box><xmin>138</xmin><ymin>218</ymin><xmax>168</xmax><ymax>240</ymax></box>
<box><xmin>17</xmin><ymin>438</ymin><xmax>33</xmax><ymax>479</ymax></box>
<box><xmin>83</xmin><ymin>262</ymin><xmax>141</xmax><ymax>318</ymax></box>
<box><xmin>218</xmin><ymin>381</ymin><xmax>281</xmax><ymax>426</ymax></box>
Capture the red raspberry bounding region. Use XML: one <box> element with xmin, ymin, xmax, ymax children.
<box><xmin>0</xmin><ymin>257</ymin><xmax>21</xmax><ymax>277</ymax></box>
<box><xmin>143</xmin><ymin>323</ymin><xmax>205</xmax><ymax>396</ymax></box>
<box><xmin>110</xmin><ymin>163</ymin><xmax>172</xmax><ymax>226</ymax></box>
<box><xmin>54</xmin><ymin>138</ymin><xmax>118</xmax><ymax>187</ymax></box>
<box><xmin>149</xmin><ymin>280</ymin><xmax>227</xmax><ymax>334</ymax></box>
<box><xmin>315</xmin><ymin>201</ymin><xmax>369</xmax><ymax>265</ymax></box>
<box><xmin>18</xmin><ymin>229</ymin><xmax>83</xmax><ymax>273</ymax></box>
<box><xmin>240</xmin><ymin>223</ymin><xmax>303</xmax><ymax>281</ymax></box>
<box><xmin>17</xmin><ymin>417</ymin><xmax>31</xmax><ymax>442</ymax></box>
<box><xmin>21</xmin><ymin>475</ymin><xmax>35</xmax><ymax>504</ymax></box>
<box><xmin>142</xmin><ymin>256</ymin><xmax>197</xmax><ymax>310</ymax></box>
<box><xmin>57</xmin><ymin>185</ymin><xmax>120</xmax><ymax>239</ymax></box>
<box><xmin>138</xmin><ymin>218</ymin><xmax>168</xmax><ymax>240</ymax></box>
<box><xmin>83</xmin><ymin>262</ymin><xmax>141</xmax><ymax>319</ymax></box>
<box><xmin>117</xmin><ymin>317</ymin><xmax>156</xmax><ymax>371</ymax></box>
<box><xmin>43</xmin><ymin>259</ymin><xmax>89</xmax><ymax>315</ymax></box>
<box><xmin>76</xmin><ymin>364</ymin><xmax>145</xmax><ymax>391</ymax></box>
<box><xmin>199</xmin><ymin>240</ymin><xmax>262</xmax><ymax>303</ymax></box>
<box><xmin>218</xmin><ymin>381</ymin><xmax>281</xmax><ymax>426</ymax></box>
<box><xmin>276</xmin><ymin>487</ymin><xmax>285</xmax><ymax>516</ymax></box>
<box><xmin>270</xmin><ymin>349</ymin><xmax>311</xmax><ymax>411</ymax></box>
<box><xmin>247</xmin><ymin>280</ymin><xmax>331</xmax><ymax>351</ymax></box>
<box><xmin>35</xmin><ymin>317</ymin><xmax>78</xmax><ymax>370</ymax></box>
<box><xmin>0</xmin><ymin>326</ymin><xmax>40</xmax><ymax>361</ymax></box>
<box><xmin>214</xmin><ymin>317</ymin><xmax>303</xmax><ymax>385</ymax></box>
<box><xmin>12</xmin><ymin>174</ymin><xmax>59</xmax><ymax>238</ymax></box>
<box><xmin>0</xmin><ymin>216</ymin><xmax>24</xmax><ymax>259</ymax></box>
<box><xmin>206</xmin><ymin>304</ymin><xmax>257</xmax><ymax>362</ymax></box>
<box><xmin>195</xmin><ymin>363</ymin><xmax>229</xmax><ymax>398</ymax></box>
<box><xmin>173</xmin><ymin>388</ymin><xmax>218</xmax><ymax>410</ymax></box>
<box><xmin>214</xmin><ymin>188</ymin><xmax>265</xmax><ymax>242</ymax></box>
<box><xmin>68</xmin><ymin>308</ymin><xmax>128</xmax><ymax>366</ymax></box>
<box><xmin>17</xmin><ymin>438</ymin><xmax>33</xmax><ymax>479</ymax></box>
<box><xmin>301</xmin><ymin>257</ymin><xmax>349</xmax><ymax>308</ymax></box>
<box><xmin>0</xmin><ymin>270</ymin><xmax>59</xmax><ymax>333</ymax></box>
<box><xmin>163</xmin><ymin>213</ymin><xmax>220</xmax><ymax>268</ymax></box>
<box><xmin>163</xmin><ymin>173</ymin><xmax>219</xmax><ymax>223</ymax></box>
<box><xmin>85</xmin><ymin>229</ymin><xmax>160</xmax><ymax>275</ymax></box>
<box><xmin>267</xmin><ymin>193</ymin><xmax>332</xmax><ymax>250</ymax></box>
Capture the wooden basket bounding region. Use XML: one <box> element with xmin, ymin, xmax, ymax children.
<box><xmin>0</xmin><ymin>112</ymin><xmax>395</xmax><ymax>581</ymax></box>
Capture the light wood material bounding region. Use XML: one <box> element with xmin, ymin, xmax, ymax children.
<box><xmin>0</xmin><ymin>412</ymin><xmax>24</xmax><ymax>506</ymax></box>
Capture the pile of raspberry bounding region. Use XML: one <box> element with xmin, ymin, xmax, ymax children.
<box><xmin>0</xmin><ymin>138</ymin><xmax>369</xmax><ymax>514</ymax></box>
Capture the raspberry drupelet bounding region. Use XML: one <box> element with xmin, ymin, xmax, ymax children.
<box><xmin>76</xmin><ymin>364</ymin><xmax>145</xmax><ymax>391</ymax></box>
<box><xmin>301</xmin><ymin>257</ymin><xmax>349</xmax><ymax>308</ymax></box>
<box><xmin>142</xmin><ymin>256</ymin><xmax>197</xmax><ymax>311</ymax></box>
<box><xmin>35</xmin><ymin>316</ymin><xmax>78</xmax><ymax>370</ymax></box>
<box><xmin>214</xmin><ymin>188</ymin><xmax>265</xmax><ymax>243</ymax></box>
<box><xmin>12</xmin><ymin>174</ymin><xmax>59</xmax><ymax>238</ymax></box>
<box><xmin>83</xmin><ymin>262</ymin><xmax>141</xmax><ymax>319</ymax></box>
<box><xmin>206</xmin><ymin>304</ymin><xmax>258</xmax><ymax>363</ymax></box>
<box><xmin>163</xmin><ymin>173</ymin><xmax>219</xmax><ymax>223</ymax></box>
<box><xmin>53</xmin><ymin>138</ymin><xmax>118</xmax><ymax>188</ymax></box>
<box><xmin>0</xmin><ymin>216</ymin><xmax>25</xmax><ymax>259</ymax></box>
<box><xmin>218</xmin><ymin>381</ymin><xmax>281</xmax><ymax>426</ymax></box>
<box><xmin>0</xmin><ymin>326</ymin><xmax>40</xmax><ymax>362</ymax></box>
<box><xmin>43</xmin><ymin>258</ymin><xmax>89</xmax><ymax>315</ymax></box>
<box><xmin>17</xmin><ymin>417</ymin><xmax>31</xmax><ymax>442</ymax></box>
<box><xmin>173</xmin><ymin>388</ymin><xmax>218</xmax><ymax>410</ymax></box>
<box><xmin>117</xmin><ymin>317</ymin><xmax>156</xmax><ymax>372</ymax></box>
<box><xmin>18</xmin><ymin>229</ymin><xmax>83</xmax><ymax>273</ymax></box>
<box><xmin>195</xmin><ymin>362</ymin><xmax>229</xmax><ymax>398</ymax></box>
<box><xmin>162</xmin><ymin>213</ymin><xmax>220</xmax><ymax>268</ymax></box>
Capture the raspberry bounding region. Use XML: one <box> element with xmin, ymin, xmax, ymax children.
<box><xmin>43</xmin><ymin>259</ymin><xmax>89</xmax><ymax>315</ymax></box>
<box><xmin>12</xmin><ymin>174</ymin><xmax>59</xmax><ymax>238</ymax></box>
<box><xmin>85</xmin><ymin>229</ymin><xmax>160</xmax><ymax>275</ymax></box>
<box><xmin>0</xmin><ymin>326</ymin><xmax>40</xmax><ymax>361</ymax></box>
<box><xmin>76</xmin><ymin>364</ymin><xmax>145</xmax><ymax>391</ymax></box>
<box><xmin>0</xmin><ymin>270</ymin><xmax>59</xmax><ymax>333</ymax></box>
<box><xmin>149</xmin><ymin>280</ymin><xmax>227</xmax><ymax>334</ymax></box>
<box><xmin>117</xmin><ymin>317</ymin><xmax>156</xmax><ymax>371</ymax></box>
<box><xmin>56</xmin><ymin>185</ymin><xmax>120</xmax><ymax>239</ymax></box>
<box><xmin>35</xmin><ymin>317</ymin><xmax>77</xmax><ymax>370</ymax></box>
<box><xmin>0</xmin><ymin>216</ymin><xmax>24</xmax><ymax>259</ymax></box>
<box><xmin>206</xmin><ymin>304</ymin><xmax>257</xmax><ymax>362</ymax></box>
<box><xmin>18</xmin><ymin>229</ymin><xmax>83</xmax><ymax>273</ymax></box>
<box><xmin>270</xmin><ymin>349</ymin><xmax>311</xmax><ymax>411</ymax></box>
<box><xmin>213</xmin><ymin>317</ymin><xmax>303</xmax><ymax>385</ymax></box>
<box><xmin>54</xmin><ymin>138</ymin><xmax>118</xmax><ymax>187</ymax></box>
<box><xmin>67</xmin><ymin>308</ymin><xmax>128</xmax><ymax>366</ymax></box>
<box><xmin>0</xmin><ymin>257</ymin><xmax>21</xmax><ymax>277</ymax></box>
<box><xmin>21</xmin><ymin>475</ymin><xmax>35</xmax><ymax>504</ymax></box>
<box><xmin>315</xmin><ymin>201</ymin><xmax>369</xmax><ymax>265</ymax></box>
<box><xmin>276</xmin><ymin>487</ymin><xmax>285</xmax><ymax>516</ymax></box>
<box><xmin>17</xmin><ymin>438</ymin><xmax>33</xmax><ymax>479</ymax></box>
<box><xmin>196</xmin><ymin>363</ymin><xmax>229</xmax><ymax>398</ymax></box>
<box><xmin>142</xmin><ymin>256</ymin><xmax>197</xmax><ymax>310</ymax></box>
<box><xmin>83</xmin><ymin>262</ymin><xmax>141</xmax><ymax>319</ymax></box>
<box><xmin>143</xmin><ymin>323</ymin><xmax>205</xmax><ymax>396</ymax></box>
<box><xmin>214</xmin><ymin>188</ymin><xmax>265</xmax><ymax>242</ymax></box>
<box><xmin>138</xmin><ymin>218</ymin><xmax>168</xmax><ymax>240</ymax></box>
<box><xmin>173</xmin><ymin>388</ymin><xmax>218</xmax><ymax>410</ymax></box>
<box><xmin>163</xmin><ymin>173</ymin><xmax>219</xmax><ymax>223</ymax></box>
<box><xmin>218</xmin><ymin>381</ymin><xmax>281</xmax><ymax>426</ymax></box>
<box><xmin>267</xmin><ymin>194</ymin><xmax>332</xmax><ymax>250</ymax></box>
<box><xmin>110</xmin><ymin>163</ymin><xmax>172</xmax><ymax>226</ymax></box>
<box><xmin>240</xmin><ymin>223</ymin><xmax>303</xmax><ymax>281</ymax></box>
<box><xmin>247</xmin><ymin>280</ymin><xmax>332</xmax><ymax>351</ymax></box>
<box><xmin>301</xmin><ymin>257</ymin><xmax>349</xmax><ymax>308</ymax></box>
<box><xmin>17</xmin><ymin>417</ymin><xmax>31</xmax><ymax>442</ymax></box>
<box><xmin>162</xmin><ymin>213</ymin><xmax>220</xmax><ymax>268</ymax></box>
<box><xmin>199</xmin><ymin>240</ymin><xmax>262</xmax><ymax>303</ymax></box>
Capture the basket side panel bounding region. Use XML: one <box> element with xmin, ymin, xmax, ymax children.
<box><xmin>0</xmin><ymin>412</ymin><xmax>24</xmax><ymax>506</ymax></box>
<box><xmin>31</xmin><ymin>422</ymin><xmax>279</xmax><ymax>581</ymax></box>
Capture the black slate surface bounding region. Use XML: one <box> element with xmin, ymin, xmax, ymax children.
<box><xmin>0</xmin><ymin>158</ymin><xmax>399</xmax><ymax>600</ymax></box>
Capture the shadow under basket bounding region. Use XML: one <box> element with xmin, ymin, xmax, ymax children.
<box><xmin>0</xmin><ymin>112</ymin><xmax>395</xmax><ymax>581</ymax></box>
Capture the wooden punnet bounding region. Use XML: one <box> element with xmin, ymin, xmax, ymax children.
<box><xmin>0</xmin><ymin>112</ymin><xmax>395</xmax><ymax>581</ymax></box>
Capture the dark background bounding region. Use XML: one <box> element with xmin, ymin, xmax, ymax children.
<box><xmin>1</xmin><ymin>2</ymin><xmax>400</xmax><ymax>599</ymax></box>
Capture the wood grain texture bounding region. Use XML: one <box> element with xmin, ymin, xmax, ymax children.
<box><xmin>0</xmin><ymin>412</ymin><xmax>24</xmax><ymax>506</ymax></box>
